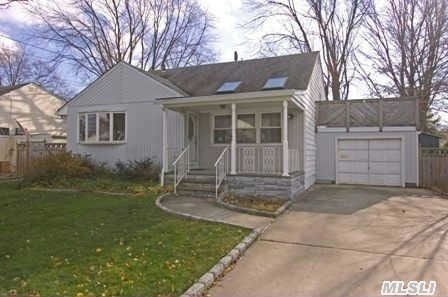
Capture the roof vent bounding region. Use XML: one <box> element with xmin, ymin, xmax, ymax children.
<box><xmin>234</xmin><ymin>51</ymin><xmax>238</xmax><ymax>62</ymax></box>
<box><xmin>263</xmin><ymin>76</ymin><xmax>288</xmax><ymax>90</ymax></box>
<box><xmin>217</xmin><ymin>81</ymin><xmax>241</xmax><ymax>93</ymax></box>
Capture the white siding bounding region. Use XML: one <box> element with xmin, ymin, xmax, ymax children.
<box><xmin>294</xmin><ymin>59</ymin><xmax>326</xmax><ymax>190</ymax></box>
<box><xmin>317</xmin><ymin>131</ymin><xmax>419</xmax><ymax>185</ymax></box>
<box><xmin>67</xmin><ymin>63</ymin><xmax>184</xmax><ymax>167</ymax></box>
<box><xmin>70</xmin><ymin>63</ymin><xmax>181</xmax><ymax>107</ymax></box>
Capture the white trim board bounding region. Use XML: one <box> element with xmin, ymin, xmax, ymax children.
<box><xmin>382</xmin><ymin>126</ymin><xmax>417</xmax><ymax>132</ymax></box>
<box><xmin>318</xmin><ymin>126</ymin><xmax>417</xmax><ymax>133</ymax></box>
<box><xmin>158</xmin><ymin>90</ymin><xmax>298</xmax><ymax>108</ymax></box>
<box><xmin>349</xmin><ymin>127</ymin><xmax>380</xmax><ymax>132</ymax></box>
<box><xmin>317</xmin><ymin>127</ymin><xmax>346</xmax><ymax>132</ymax></box>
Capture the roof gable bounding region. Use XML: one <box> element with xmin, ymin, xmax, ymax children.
<box><xmin>154</xmin><ymin>52</ymin><xmax>320</xmax><ymax>97</ymax></box>
<box><xmin>68</xmin><ymin>62</ymin><xmax>184</xmax><ymax>107</ymax></box>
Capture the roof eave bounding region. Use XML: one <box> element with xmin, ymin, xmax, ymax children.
<box><xmin>157</xmin><ymin>89</ymin><xmax>301</xmax><ymax>107</ymax></box>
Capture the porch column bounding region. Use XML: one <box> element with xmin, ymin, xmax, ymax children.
<box><xmin>231</xmin><ymin>103</ymin><xmax>237</xmax><ymax>175</ymax></box>
<box><xmin>161</xmin><ymin>107</ymin><xmax>168</xmax><ymax>186</ymax></box>
<box><xmin>282</xmin><ymin>99</ymin><xmax>289</xmax><ymax>176</ymax></box>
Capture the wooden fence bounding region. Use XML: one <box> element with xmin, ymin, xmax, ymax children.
<box><xmin>420</xmin><ymin>148</ymin><xmax>448</xmax><ymax>191</ymax></box>
<box><xmin>16</xmin><ymin>141</ymin><xmax>66</xmax><ymax>177</ymax></box>
<box><xmin>317</xmin><ymin>97</ymin><xmax>420</xmax><ymax>130</ymax></box>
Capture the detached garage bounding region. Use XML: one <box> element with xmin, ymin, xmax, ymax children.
<box><xmin>316</xmin><ymin>98</ymin><xmax>421</xmax><ymax>188</ymax></box>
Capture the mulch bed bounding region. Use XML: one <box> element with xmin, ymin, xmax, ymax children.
<box><xmin>222</xmin><ymin>195</ymin><xmax>285</xmax><ymax>213</ymax></box>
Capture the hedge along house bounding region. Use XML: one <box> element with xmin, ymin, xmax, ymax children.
<box><xmin>65</xmin><ymin>52</ymin><xmax>422</xmax><ymax>200</ymax></box>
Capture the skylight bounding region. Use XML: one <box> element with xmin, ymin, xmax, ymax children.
<box><xmin>216</xmin><ymin>81</ymin><xmax>241</xmax><ymax>93</ymax></box>
<box><xmin>263</xmin><ymin>77</ymin><xmax>288</xmax><ymax>90</ymax></box>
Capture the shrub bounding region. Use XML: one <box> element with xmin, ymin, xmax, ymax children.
<box><xmin>24</xmin><ymin>152</ymin><xmax>98</xmax><ymax>184</ymax></box>
<box><xmin>114</xmin><ymin>158</ymin><xmax>160</xmax><ymax>181</ymax></box>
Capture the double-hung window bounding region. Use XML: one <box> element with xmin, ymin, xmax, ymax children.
<box><xmin>213</xmin><ymin>114</ymin><xmax>257</xmax><ymax>144</ymax></box>
<box><xmin>261</xmin><ymin>113</ymin><xmax>282</xmax><ymax>143</ymax></box>
<box><xmin>79</xmin><ymin>112</ymin><xmax>126</xmax><ymax>143</ymax></box>
<box><xmin>213</xmin><ymin>112</ymin><xmax>282</xmax><ymax>144</ymax></box>
<box><xmin>213</xmin><ymin>115</ymin><xmax>232</xmax><ymax>144</ymax></box>
<box><xmin>87</xmin><ymin>114</ymin><xmax>97</xmax><ymax>142</ymax></box>
<box><xmin>236</xmin><ymin>114</ymin><xmax>256</xmax><ymax>143</ymax></box>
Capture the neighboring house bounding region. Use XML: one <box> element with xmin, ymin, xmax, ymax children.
<box><xmin>0</xmin><ymin>83</ymin><xmax>66</xmax><ymax>174</ymax></box>
<box><xmin>0</xmin><ymin>83</ymin><xmax>66</xmax><ymax>140</ymax></box>
<box><xmin>442</xmin><ymin>130</ymin><xmax>448</xmax><ymax>148</ymax></box>
<box><xmin>65</xmin><ymin>52</ymin><xmax>423</xmax><ymax>199</ymax></box>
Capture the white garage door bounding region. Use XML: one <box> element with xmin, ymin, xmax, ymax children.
<box><xmin>337</xmin><ymin>139</ymin><xmax>402</xmax><ymax>186</ymax></box>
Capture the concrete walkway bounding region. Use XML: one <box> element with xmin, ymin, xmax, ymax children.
<box><xmin>209</xmin><ymin>185</ymin><xmax>448</xmax><ymax>297</ymax></box>
<box><xmin>160</xmin><ymin>195</ymin><xmax>273</xmax><ymax>229</ymax></box>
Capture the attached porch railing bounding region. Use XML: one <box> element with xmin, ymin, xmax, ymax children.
<box><xmin>172</xmin><ymin>145</ymin><xmax>190</xmax><ymax>194</ymax></box>
<box><xmin>214</xmin><ymin>146</ymin><xmax>230</xmax><ymax>199</ymax></box>
<box><xmin>236</xmin><ymin>144</ymin><xmax>302</xmax><ymax>175</ymax></box>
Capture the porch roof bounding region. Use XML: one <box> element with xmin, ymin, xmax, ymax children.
<box><xmin>157</xmin><ymin>89</ymin><xmax>299</xmax><ymax>108</ymax></box>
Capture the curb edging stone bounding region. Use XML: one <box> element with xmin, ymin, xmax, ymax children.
<box><xmin>181</xmin><ymin>228</ymin><xmax>261</xmax><ymax>297</ymax></box>
<box><xmin>155</xmin><ymin>194</ymin><xmax>267</xmax><ymax>297</ymax></box>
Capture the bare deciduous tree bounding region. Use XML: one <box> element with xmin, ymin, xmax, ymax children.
<box><xmin>0</xmin><ymin>46</ymin><xmax>73</xmax><ymax>98</ymax></box>
<box><xmin>0</xmin><ymin>0</ymin><xmax>27</xmax><ymax>8</ymax></box>
<box><xmin>245</xmin><ymin>0</ymin><xmax>372</xmax><ymax>100</ymax></box>
<box><xmin>359</xmin><ymin>0</ymin><xmax>448</xmax><ymax>129</ymax></box>
<box><xmin>30</xmin><ymin>0</ymin><xmax>215</xmax><ymax>77</ymax></box>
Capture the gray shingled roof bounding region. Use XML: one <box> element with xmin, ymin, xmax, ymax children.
<box><xmin>153</xmin><ymin>52</ymin><xmax>320</xmax><ymax>97</ymax></box>
<box><xmin>0</xmin><ymin>83</ymin><xmax>28</xmax><ymax>96</ymax></box>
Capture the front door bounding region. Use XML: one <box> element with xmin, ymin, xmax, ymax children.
<box><xmin>186</xmin><ymin>113</ymin><xmax>199</xmax><ymax>167</ymax></box>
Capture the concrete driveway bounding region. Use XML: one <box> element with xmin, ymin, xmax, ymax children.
<box><xmin>209</xmin><ymin>185</ymin><xmax>448</xmax><ymax>297</ymax></box>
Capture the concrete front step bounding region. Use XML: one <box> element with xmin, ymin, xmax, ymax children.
<box><xmin>165</xmin><ymin>169</ymin><xmax>227</xmax><ymax>198</ymax></box>
<box><xmin>165</xmin><ymin>174</ymin><xmax>216</xmax><ymax>184</ymax></box>
<box><xmin>176</xmin><ymin>189</ymin><xmax>217</xmax><ymax>198</ymax></box>
<box><xmin>178</xmin><ymin>182</ymin><xmax>216</xmax><ymax>192</ymax></box>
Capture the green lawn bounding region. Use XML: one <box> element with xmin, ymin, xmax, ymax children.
<box><xmin>26</xmin><ymin>176</ymin><xmax>168</xmax><ymax>195</ymax></box>
<box><xmin>0</xmin><ymin>183</ymin><xmax>249</xmax><ymax>297</ymax></box>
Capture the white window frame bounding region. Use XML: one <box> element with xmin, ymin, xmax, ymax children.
<box><xmin>78</xmin><ymin>111</ymin><xmax>127</xmax><ymax>144</ymax></box>
<box><xmin>236</xmin><ymin>113</ymin><xmax>257</xmax><ymax>144</ymax></box>
<box><xmin>78</xmin><ymin>113</ymin><xmax>86</xmax><ymax>143</ymax></box>
<box><xmin>212</xmin><ymin>114</ymin><xmax>232</xmax><ymax>145</ymax></box>
<box><xmin>211</xmin><ymin>111</ymin><xmax>282</xmax><ymax>145</ymax></box>
<box><xmin>260</xmin><ymin>112</ymin><xmax>282</xmax><ymax>144</ymax></box>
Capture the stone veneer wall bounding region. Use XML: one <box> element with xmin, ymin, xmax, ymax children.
<box><xmin>226</xmin><ymin>171</ymin><xmax>305</xmax><ymax>200</ymax></box>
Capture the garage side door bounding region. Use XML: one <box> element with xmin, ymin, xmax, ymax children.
<box><xmin>337</xmin><ymin>139</ymin><xmax>402</xmax><ymax>186</ymax></box>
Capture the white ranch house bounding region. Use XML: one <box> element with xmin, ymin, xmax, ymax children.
<box><xmin>65</xmin><ymin>52</ymin><xmax>423</xmax><ymax>199</ymax></box>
